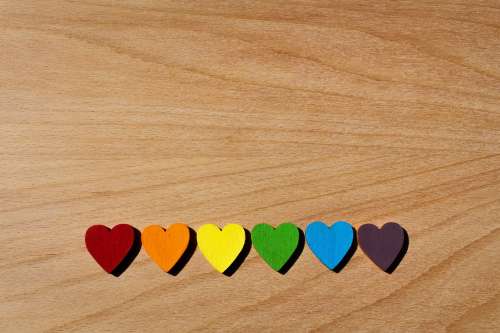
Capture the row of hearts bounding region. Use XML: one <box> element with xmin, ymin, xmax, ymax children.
<box><xmin>85</xmin><ymin>221</ymin><xmax>408</xmax><ymax>276</ymax></box>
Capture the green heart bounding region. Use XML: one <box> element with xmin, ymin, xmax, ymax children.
<box><xmin>251</xmin><ymin>223</ymin><xmax>300</xmax><ymax>272</ymax></box>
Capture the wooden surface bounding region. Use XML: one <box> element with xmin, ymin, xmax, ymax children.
<box><xmin>1</xmin><ymin>0</ymin><xmax>500</xmax><ymax>332</ymax></box>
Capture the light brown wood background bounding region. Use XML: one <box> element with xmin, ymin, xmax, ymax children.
<box><xmin>1</xmin><ymin>0</ymin><xmax>500</xmax><ymax>332</ymax></box>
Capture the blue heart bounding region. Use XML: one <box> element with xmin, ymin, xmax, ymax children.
<box><xmin>305</xmin><ymin>221</ymin><xmax>355</xmax><ymax>270</ymax></box>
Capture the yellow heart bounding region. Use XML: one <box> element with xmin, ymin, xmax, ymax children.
<box><xmin>197</xmin><ymin>224</ymin><xmax>246</xmax><ymax>273</ymax></box>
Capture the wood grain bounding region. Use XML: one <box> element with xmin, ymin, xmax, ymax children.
<box><xmin>1</xmin><ymin>0</ymin><xmax>500</xmax><ymax>332</ymax></box>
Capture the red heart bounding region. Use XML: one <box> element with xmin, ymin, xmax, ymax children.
<box><xmin>85</xmin><ymin>224</ymin><xmax>138</xmax><ymax>274</ymax></box>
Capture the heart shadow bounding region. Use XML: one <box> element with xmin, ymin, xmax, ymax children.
<box><xmin>111</xmin><ymin>227</ymin><xmax>142</xmax><ymax>277</ymax></box>
<box><xmin>168</xmin><ymin>227</ymin><xmax>198</xmax><ymax>276</ymax></box>
<box><xmin>278</xmin><ymin>227</ymin><xmax>305</xmax><ymax>274</ymax></box>
<box><xmin>223</xmin><ymin>228</ymin><xmax>252</xmax><ymax>277</ymax></box>
<box><xmin>385</xmin><ymin>228</ymin><xmax>409</xmax><ymax>274</ymax></box>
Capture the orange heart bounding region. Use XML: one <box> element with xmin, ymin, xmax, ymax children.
<box><xmin>141</xmin><ymin>224</ymin><xmax>191</xmax><ymax>272</ymax></box>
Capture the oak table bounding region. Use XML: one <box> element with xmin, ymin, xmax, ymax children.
<box><xmin>1</xmin><ymin>1</ymin><xmax>500</xmax><ymax>332</ymax></box>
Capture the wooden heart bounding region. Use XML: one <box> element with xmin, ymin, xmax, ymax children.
<box><xmin>305</xmin><ymin>221</ymin><xmax>355</xmax><ymax>270</ymax></box>
<box><xmin>85</xmin><ymin>224</ymin><xmax>138</xmax><ymax>274</ymax></box>
<box><xmin>358</xmin><ymin>222</ymin><xmax>407</xmax><ymax>272</ymax></box>
<box><xmin>251</xmin><ymin>223</ymin><xmax>300</xmax><ymax>272</ymax></box>
<box><xmin>141</xmin><ymin>224</ymin><xmax>191</xmax><ymax>272</ymax></box>
<box><xmin>197</xmin><ymin>224</ymin><xmax>246</xmax><ymax>273</ymax></box>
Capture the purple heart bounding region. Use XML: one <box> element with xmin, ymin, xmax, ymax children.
<box><xmin>358</xmin><ymin>222</ymin><xmax>408</xmax><ymax>273</ymax></box>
